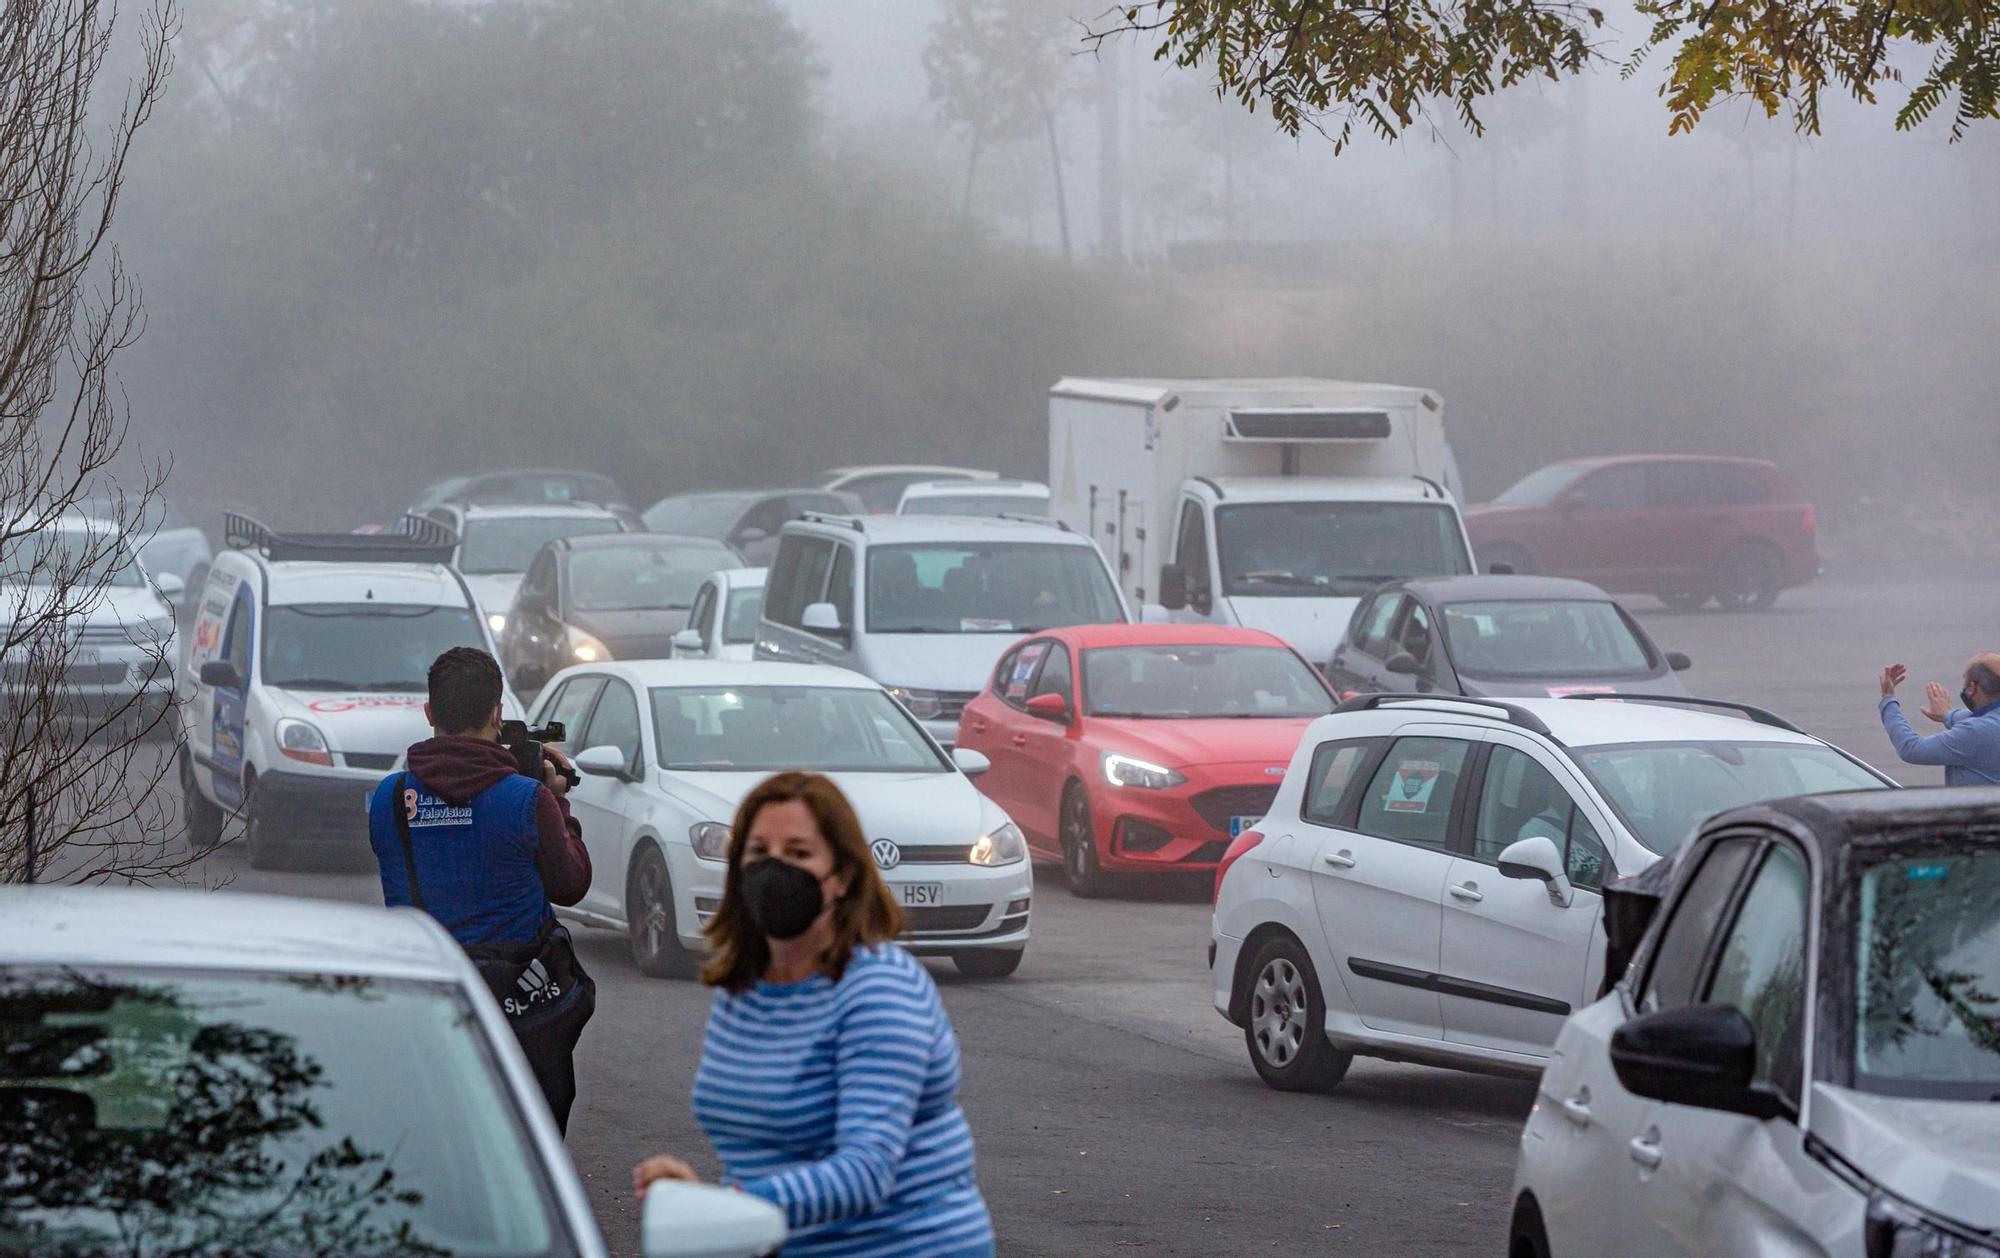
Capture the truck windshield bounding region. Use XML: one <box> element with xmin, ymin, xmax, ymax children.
<box><xmin>1856</xmin><ymin>852</ymin><xmax>2000</xmax><ymax>1100</ymax></box>
<box><xmin>866</xmin><ymin>543</ymin><xmax>1124</xmax><ymax>633</ymax></box>
<box><xmin>263</xmin><ymin>603</ymin><xmax>485</xmax><ymax>691</ymax></box>
<box><xmin>1212</xmin><ymin>502</ymin><xmax>1470</xmax><ymax>597</ymax></box>
<box><xmin>1082</xmin><ymin>645</ymin><xmax>1335</xmax><ymax>718</ymax></box>
<box><xmin>0</xmin><ymin>968</ymin><xmax>570</xmax><ymax>1257</ymax></box>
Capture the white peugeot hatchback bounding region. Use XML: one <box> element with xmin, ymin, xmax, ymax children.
<box><xmin>1209</xmin><ymin>692</ymin><xmax>1892</xmax><ymax>1092</ymax></box>
<box><xmin>530</xmin><ymin>659</ymin><xmax>1033</xmax><ymax>979</ymax></box>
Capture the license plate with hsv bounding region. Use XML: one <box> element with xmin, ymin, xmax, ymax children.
<box><xmin>898</xmin><ymin>883</ymin><xmax>945</xmax><ymax>906</ymax></box>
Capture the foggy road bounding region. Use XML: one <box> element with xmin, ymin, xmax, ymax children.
<box><xmin>185</xmin><ymin>575</ymin><xmax>1996</xmax><ymax>1255</ymax></box>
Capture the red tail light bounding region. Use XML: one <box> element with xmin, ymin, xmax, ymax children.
<box><xmin>1214</xmin><ymin>829</ymin><xmax>1264</xmax><ymax>902</ymax></box>
<box><xmin>1801</xmin><ymin>505</ymin><xmax>1816</xmax><ymax>535</ymax></box>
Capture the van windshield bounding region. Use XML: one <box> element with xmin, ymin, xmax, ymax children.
<box><xmin>263</xmin><ymin>603</ymin><xmax>484</xmax><ymax>691</ymax></box>
<box><xmin>865</xmin><ymin>542</ymin><xmax>1123</xmax><ymax>634</ymax></box>
<box><xmin>1213</xmin><ymin>502</ymin><xmax>1471</xmax><ymax>597</ymax></box>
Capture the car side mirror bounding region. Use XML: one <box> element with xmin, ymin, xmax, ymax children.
<box><xmin>1608</xmin><ymin>1004</ymin><xmax>1788</xmax><ymax>1120</ymax></box>
<box><xmin>574</xmin><ymin>744</ymin><xmax>633</xmax><ymax>781</ymax></box>
<box><xmin>639</xmin><ymin>1180</ymin><xmax>786</xmax><ymax>1258</ymax></box>
<box><xmin>801</xmin><ymin>602</ymin><xmax>846</xmax><ymax>637</ymax></box>
<box><xmin>154</xmin><ymin>572</ymin><xmax>185</xmax><ymax>600</ymax></box>
<box><xmin>1024</xmin><ymin>692</ymin><xmax>1070</xmax><ymax>724</ymax></box>
<box><xmin>1157</xmin><ymin>563</ymin><xmax>1188</xmax><ymax>612</ymax></box>
<box><xmin>1497</xmin><ymin>835</ymin><xmax>1574</xmax><ymax>908</ymax></box>
<box><xmin>513</xmin><ymin>661</ymin><xmax>549</xmax><ymax>692</ymax></box>
<box><xmin>671</xmin><ymin>628</ymin><xmax>703</xmax><ymax>656</ymax></box>
<box><xmin>1666</xmin><ymin>651</ymin><xmax>1692</xmax><ymax>672</ymax></box>
<box><xmin>198</xmin><ymin>660</ymin><xmax>243</xmax><ymax>690</ymax></box>
<box><xmin>1384</xmin><ymin>652</ymin><xmax>1422</xmax><ymax>676</ymax></box>
<box><xmin>951</xmin><ymin>747</ymin><xmax>992</xmax><ymax>778</ymax></box>
<box><xmin>1486</xmin><ymin>561</ymin><xmax>1515</xmax><ymax>575</ymax></box>
<box><xmin>734</xmin><ymin>526</ymin><xmax>769</xmax><ymax>546</ymax></box>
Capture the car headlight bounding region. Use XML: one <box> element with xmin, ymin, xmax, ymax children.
<box><xmin>969</xmin><ymin>821</ymin><xmax>1026</xmax><ymax>866</ymax></box>
<box><xmin>690</xmin><ymin>821</ymin><xmax>731</xmax><ymax>862</ymax></box>
<box><xmin>1102</xmin><ymin>752</ymin><xmax>1186</xmax><ymax>790</ymax></box>
<box><xmin>275</xmin><ymin>718</ymin><xmax>333</xmax><ymax>767</ymax></box>
<box><xmin>886</xmin><ymin>686</ymin><xmax>944</xmax><ymax>720</ymax></box>
<box><xmin>487</xmin><ymin>612</ymin><xmax>508</xmax><ymax>635</ymax></box>
<box><xmin>566</xmin><ymin>626</ymin><xmax>611</xmax><ymax>663</ymax></box>
<box><xmin>1867</xmin><ymin>1193</ymin><xmax>2000</xmax><ymax>1257</ymax></box>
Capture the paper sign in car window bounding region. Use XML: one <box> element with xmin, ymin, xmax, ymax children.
<box><xmin>1006</xmin><ymin>642</ymin><xmax>1049</xmax><ymax>698</ymax></box>
<box><xmin>1384</xmin><ymin>759</ymin><xmax>1441</xmax><ymax>812</ymax></box>
<box><xmin>962</xmin><ymin>618</ymin><xmax>1014</xmax><ymax>632</ymax></box>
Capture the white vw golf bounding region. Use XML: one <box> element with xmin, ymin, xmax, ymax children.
<box><xmin>531</xmin><ymin>660</ymin><xmax>1033</xmax><ymax>979</ymax></box>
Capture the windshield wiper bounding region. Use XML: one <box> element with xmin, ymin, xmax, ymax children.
<box><xmin>1238</xmin><ymin>570</ymin><xmax>1322</xmax><ymax>588</ymax></box>
<box><xmin>274</xmin><ymin>677</ymin><xmax>362</xmax><ymax>690</ymax></box>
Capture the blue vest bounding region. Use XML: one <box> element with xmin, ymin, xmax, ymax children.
<box><xmin>367</xmin><ymin>771</ymin><xmax>551</xmax><ymax>949</ymax></box>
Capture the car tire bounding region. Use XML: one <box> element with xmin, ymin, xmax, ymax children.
<box><xmin>953</xmin><ymin>948</ymin><xmax>1024</xmax><ymax>979</ymax></box>
<box><xmin>1481</xmin><ymin>542</ymin><xmax>1535</xmax><ymax>576</ymax></box>
<box><xmin>1654</xmin><ymin>580</ymin><xmax>1711</xmax><ymax>611</ymax></box>
<box><xmin>179</xmin><ymin>746</ymin><xmax>225</xmax><ymax>851</ymax></box>
<box><xmin>1712</xmin><ymin>541</ymin><xmax>1785</xmax><ymax>611</ymax></box>
<box><xmin>243</xmin><ymin>772</ymin><xmax>284</xmax><ymax>871</ymax></box>
<box><xmin>1242</xmin><ymin>934</ymin><xmax>1351</xmax><ymax>1093</ymax></box>
<box><xmin>1060</xmin><ymin>782</ymin><xmax>1110</xmax><ymax>899</ymax></box>
<box><xmin>1508</xmin><ymin>1195</ymin><xmax>1553</xmax><ymax>1258</ymax></box>
<box><xmin>627</xmin><ymin>844</ymin><xmax>697</xmax><ymax>979</ymax></box>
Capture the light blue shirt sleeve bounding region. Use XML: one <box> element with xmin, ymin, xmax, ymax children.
<box><xmin>1881</xmin><ymin>697</ymin><xmax>1983</xmax><ymax>767</ymax></box>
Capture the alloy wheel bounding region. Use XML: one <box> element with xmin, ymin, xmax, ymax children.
<box><xmin>1251</xmin><ymin>957</ymin><xmax>1308</xmax><ymax>1067</ymax></box>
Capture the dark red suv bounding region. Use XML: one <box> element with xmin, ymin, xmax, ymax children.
<box><xmin>1464</xmin><ymin>456</ymin><xmax>1818</xmax><ymax>611</ymax></box>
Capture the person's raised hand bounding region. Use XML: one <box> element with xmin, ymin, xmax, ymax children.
<box><xmin>1881</xmin><ymin>664</ymin><xmax>1907</xmax><ymax>699</ymax></box>
<box><xmin>632</xmin><ymin>1155</ymin><xmax>699</xmax><ymax>1198</ymax></box>
<box><xmin>1923</xmin><ymin>682</ymin><xmax>1952</xmax><ymax>724</ymax></box>
<box><xmin>541</xmin><ymin>744</ymin><xmax>573</xmax><ymax>797</ymax></box>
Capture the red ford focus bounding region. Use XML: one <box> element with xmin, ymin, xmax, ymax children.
<box><xmin>956</xmin><ymin>624</ymin><xmax>1337</xmax><ymax>896</ymax></box>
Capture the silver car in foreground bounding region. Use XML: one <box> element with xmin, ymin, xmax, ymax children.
<box><xmin>0</xmin><ymin>887</ymin><xmax>782</xmax><ymax>1258</ymax></box>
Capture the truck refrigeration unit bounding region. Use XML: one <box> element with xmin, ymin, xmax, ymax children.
<box><xmin>1049</xmin><ymin>377</ymin><xmax>1474</xmax><ymax>664</ymax></box>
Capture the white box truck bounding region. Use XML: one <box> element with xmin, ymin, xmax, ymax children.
<box><xmin>1049</xmin><ymin>377</ymin><xmax>1475</xmax><ymax>664</ymax></box>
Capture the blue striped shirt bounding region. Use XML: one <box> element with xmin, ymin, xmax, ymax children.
<box><xmin>691</xmin><ymin>944</ymin><xmax>995</xmax><ymax>1258</ymax></box>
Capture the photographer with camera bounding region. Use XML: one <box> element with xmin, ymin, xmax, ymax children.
<box><xmin>366</xmin><ymin>646</ymin><xmax>595</xmax><ymax>1132</ymax></box>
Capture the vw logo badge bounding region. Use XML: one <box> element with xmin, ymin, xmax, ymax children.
<box><xmin>870</xmin><ymin>838</ymin><xmax>902</xmax><ymax>870</ymax></box>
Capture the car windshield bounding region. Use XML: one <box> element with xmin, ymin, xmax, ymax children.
<box><xmin>866</xmin><ymin>542</ymin><xmax>1123</xmax><ymax>633</ymax></box>
<box><xmin>78</xmin><ymin>497</ymin><xmax>189</xmax><ymax>533</ymax></box>
<box><xmin>263</xmin><ymin>603</ymin><xmax>484</xmax><ymax>691</ymax></box>
<box><xmin>901</xmin><ymin>492</ymin><xmax>1049</xmax><ymax>519</ymax></box>
<box><xmin>569</xmin><ymin>545</ymin><xmax>730</xmax><ymax>612</ymax></box>
<box><xmin>642</xmin><ymin>494</ymin><xmax>756</xmax><ymax>537</ymax></box>
<box><xmin>1440</xmin><ymin>600</ymin><xmax>1655</xmax><ymax>678</ymax></box>
<box><xmin>722</xmin><ymin>586</ymin><xmax>764</xmax><ymax>643</ymax></box>
<box><xmin>1212</xmin><ymin>502</ymin><xmax>1472</xmax><ymax>597</ymax></box>
<box><xmin>1856</xmin><ymin>851</ymin><xmax>2000</xmax><ymax>1100</ymax></box>
<box><xmin>0</xmin><ymin>967</ymin><xmax>569</xmax><ymax>1257</ymax></box>
<box><xmin>458</xmin><ymin>517</ymin><xmax>620</xmax><ymax>575</ymax></box>
<box><xmin>1492</xmin><ymin>464</ymin><xmax>1589</xmax><ymax>507</ymax></box>
<box><xmin>1083</xmin><ymin>644</ymin><xmax>1335</xmax><ymax>719</ymax></box>
<box><xmin>1572</xmin><ymin>740</ymin><xmax>1887</xmax><ymax>854</ymax></box>
<box><xmin>0</xmin><ymin>528</ymin><xmax>146</xmax><ymax>589</ymax></box>
<box><xmin>652</xmin><ymin>685</ymin><xmax>948</xmax><ymax>772</ymax></box>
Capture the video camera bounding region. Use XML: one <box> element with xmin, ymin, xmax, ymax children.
<box><xmin>500</xmin><ymin>719</ymin><xmax>579</xmax><ymax>789</ymax></box>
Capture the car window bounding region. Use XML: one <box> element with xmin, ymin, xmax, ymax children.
<box><xmin>1648</xmin><ymin>462</ymin><xmax>1772</xmax><ymax>509</ymax></box>
<box><xmin>1573</xmin><ymin>741</ymin><xmax>1887</xmax><ymax>856</ymax></box>
<box><xmin>542</xmin><ymin>675</ymin><xmax>605</xmax><ymax>733</ymax></box>
<box><xmin>1571</xmin><ymin>465</ymin><xmax>1647</xmax><ymax>512</ymax></box>
<box><xmin>1473</xmin><ymin>746</ymin><xmax>1577</xmax><ymax>862</ymax></box>
<box><xmin>1638</xmin><ymin>839</ymin><xmax>1758</xmax><ymax>1013</ymax></box>
<box><xmin>736</xmin><ymin>496</ymin><xmax>790</xmax><ymax>540</ymax></box>
<box><xmin>1395</xmin><ymin>600</ymin><xmax>1434</xmax><ymax>664</ymax></box>
<box><xmin>766</xmin><ymin>535</ymin><xmax>834</xmax><ymax>627</ymax></box>
<box><xmin>580</xmin><ymin>680</ymin><xmax>642</xmax><ymax>771</ymax></box>
<box><xmin>722</xmin><ymin>585</ymin><xmax>764</xmax><ymax>643</ymax></box>
<box><xmin>1703</xmin><ymin>844</ymin><xmax>1809</xmax><ymax>1103</ymax></box>
<box><xmin>1353</xmin><ymin>737</ymin><xmax>1470</xmax><ymax>849</ymax></box>
<box><xmin>521</xmin><ymin>550</ymin><xmax>557</xmax><ymax>606</ymax></box>
<box><xmin>864</xmin><ymin>542</ymin><xmax>1123</xmax><ymax>634</ymax></box>
<box><xmin>1175</xmin><ymin>501</ymin><xmax>1211</xmax><ymax>596</ymax></box>
<box><xmin>996</xmin><ymin>640</ymin><xmax>1052</xmax><ymax>707</ymax></box>
<box><xmin>1301</xmin><ymin>739</ymin><xmax>1375</xmax><ymax>825</ymax></box>
<box><xmin>1031</xmin><ymin>643</ymin><xmax>1072</xmax><ymax>704</ymax></box>
<box><xmin>1855</xmin><ymin>850</ymin><xmax>2000</xmax><ymax>1100</ymax></box>
<box><xmin>826</xmin><ymin>544</ymin><xmax>855</xmax><ymax>627</ymax></box>
<box><xmin>1567</xmin><ymin>811</ymin><xmax>1610</xmax><ymax>889</ymax></box>
<box><xmin>651</xmin><ymin>685</ymin><xmax>948</xmax><ymax>772</ymax></box>
<box><xmin>1439</xmin><ymin>600</ymin><xmax>1654</xmax><ymax>678</ymax></box>
<box><xmin>1347</xmin><ymin>595</ymin><xmax>1378</xmax><ymax>648</ymax></box>
<box><xmin>1358</xmin><ymin>595</ymin><xmax>1405</xmax><ymax>658</ymax></box>
<box><xmin>221</xmin><ymin>593</ymin><xmax>253</xmax><ymax>675</ymax></box>
<box><xmin>686</xmin><ymin>584</ymin><xmax>715</xmax><ymax>643</ymax></box>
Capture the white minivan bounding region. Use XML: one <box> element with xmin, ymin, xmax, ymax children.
<box><xmin>178</xmin><ymin>514</ymin><xmax>514</xmax><ymax>870</ymax></box>
<box><xmin>754</xmin><ymin>513</ymin><xmax>1127</xmax><ymax>747</ymax></box>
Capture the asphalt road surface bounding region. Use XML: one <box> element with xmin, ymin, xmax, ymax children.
<box><xmin>186</xmin><ymin>576</ymin><xmax>1997</xmax><ymax>1255</ymax></box>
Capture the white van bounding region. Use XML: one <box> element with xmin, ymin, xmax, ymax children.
<box><xmin>177</xmin><ymin>514</ymin><xmax>515</xmax><ymax>870</ymax></box>
<box><xmin>754</xmin><ymin>514</ymin><xmax>1126</xmax><ymax>747</ymax></box>
<box><xmin>896</xmin><ymin>479</ymin><xmax>1052</xmax><ymax>519</ymax></box>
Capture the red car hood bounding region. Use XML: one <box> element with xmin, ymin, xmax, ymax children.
<box><xmin>1084</xmin><ymin>716</ymin><xmax>1314</xmax><ymax>771</ymax></box>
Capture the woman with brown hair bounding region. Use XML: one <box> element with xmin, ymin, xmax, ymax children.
<box><xmin>631</xmin><ymin>771</ymin><xmax>995</xmax><ymax>1257</ymax></box>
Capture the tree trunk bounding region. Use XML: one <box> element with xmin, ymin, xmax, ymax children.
<box><xmin>1096</xmin><ymin>40</ymin><xmax>1125</xmax><ymax>261</ymax></box>
<box><xmin>1041</xmin><ymin>99</ymin><xmax>1072</xmax><ymax>260</ymax></box>
<box><xmin>960</xmin><ymin>127</ymin><xmax>984</xmax><ymax>217</ymax></box>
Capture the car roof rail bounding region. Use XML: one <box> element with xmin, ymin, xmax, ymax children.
<box><xmin>994</xmin><ymin>513</ymin><xmax>1069</xmax><ymax>530</ymax></box>
<box><xmin>1412</xmin><ymin>475</ymin><xmax>1448</xmax><ymax>500</ymax></box>
<box><xmin>1333</xmin><ymin>691</ymin><xmax>1556</xmax><ymax>740</ymax></box>
<box><xmin>797</xmin><ymin>511</ymin><xmax>865</xmax><ymax>532</ymax></box>
<box><xmin>1192</xmin><ymin>475</ymin><xmax>1226</xmax><ymax>500</ymax></box>
<box><xmin>1558</xmin><ymin>692</ymin><xmax>1804</xmax><ymax>734</ymax></box>
<box><xmin>225</xmin><ymin>510</ymin><xmax>459</xmax><ymax>564</ymax></box>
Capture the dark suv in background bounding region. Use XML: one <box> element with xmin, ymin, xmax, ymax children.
<box><xmin>1465</xmin><ymin>455</ymin><xmax>1818</xmax><ymax>611</ymax></box>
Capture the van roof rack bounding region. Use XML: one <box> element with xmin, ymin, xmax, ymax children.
<box><xmin>1558</xmin><ymin>693</ymin><xmax>1804</xmax><ymax>733</ymax></box>
<box><xmin>995</xmin><ymin>513</ymin><xmax>1069</xmax><ymax>530</ymax></box>
<box><xmin>225</xmin><ymin>511</ymin><xmax>459</xmax><ymax>564</ymax></box>
<box><xmin>1333</xmin><ymin>692</ymin><xmax>1557</xmax><ymax>741</ymax></box>
<box><xmin>796</xmin><ymin>511</ymin><xmax>866</xmax><ymax>532</ymax></box>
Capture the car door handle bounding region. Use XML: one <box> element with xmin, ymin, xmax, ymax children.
<box><xmin>1322</xmin><ymin>850</ymin><xmax>1355</xmax><ymax>868</ymax></box>
<box><xmin>969</xmin><ymin>719</ymin><xmax>989</xmax><ymax>734</ymax></box>
<box><xmin>1629</xmin><ymin>1129</ymin><xmax>1663</xmax><ymax>1170</ymax></box>
<box><xmin>1449</xmin><ymin>882</ymin><xmax>1483</xmax><ymax>902</ymax></box>
<box><xmin>1011</xmin><ymin>734</ymin><xmax>1028</xmax><ymax>747</ymax></box>
<box><xmin>1560</xmin><ymin>1090</ymin><xmax>1592</xmax><ymax>1127</ymax></box>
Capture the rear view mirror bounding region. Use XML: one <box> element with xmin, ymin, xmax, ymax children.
<box><xmin>197</xmin><ymin>660</ymin><xmax>242</xmax><ymax>690</ymax></box>
<box><xmin>1497</xmin><ymin>835</ymin><xmax>1573</xmax><ymax>908</ymax></box>
<box><xmin>1157</xmin><ymin>563</ymin><xmax>1188</xmax><ymax>612</ymax></box>
<box><xmin>670</xmin><ymin>628</ymin><xmax>703</xmax><ymax>656</ymax></box>
<box><xmin>639</xmin><ymin>1180</ymin><xmax>786</xmax><ymax>1258</ymax></box>
<box><xmin>1609</xmin><ymin>1004</ymin><xmax>1787</xmax><ymax>1120</ymax></box>
<box><xmin>801</xmin><ymin>602</ymin><xmax>844</xmax><ymax>636</ymax></box>
<box><xmin>154</xmin><ymin>572</ymin><xmax>185</xmax><ymax>600</ymax></box>
<box><xmin>1025</xmin><ymin>692</ymin><xmax>1069</xmax><ymax>723</ymax></box>
<box><xmin>734</xmin><ymin>526</ymin><xmax>769</xmax><ymax>545</ymax></box>
<box><xmin>1666</xmin><ymin>651</ymin><xmax>1692</xmax><ymax>672</ymax></box>
<box><xmin>1384</xmin><ymin>652</ymin><xmax>1421</xmax><ymax>676</ymax></box>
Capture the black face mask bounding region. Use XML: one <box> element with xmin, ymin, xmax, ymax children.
<box><xmin>738</xmin><ymin>859</ymin><xmax>826</xmax><ymax>941</ymax></box>
<box><xmin>1965</xmin><ymin>686</ymin><xmax>1982</xmax><ymax>711</ymax></box>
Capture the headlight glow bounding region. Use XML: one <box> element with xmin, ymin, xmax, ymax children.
<box><xmin>567</xmin><ymin>627</ymin><xmax>610</xmax><ymax>663</ymax></box>
<box><xmin>275</xmin><ymin>718</ymin><xmax>333</xmax><ymax>767</ymax></box>
<box><xmin>690</xmin><ymin>821</ymin><xmax>731</xmax><ymax>862</ymax></box>
<box><xmin>885</xmin><ymin>686</ymin><xmax>944</xmax><ymax>720</ymax></box>
<box><xmin>1102</xmin><ymin>752</ymin><xmax>1186</xmax><ymax>790</ymax></box>
<box><xmin>969</xmin><ymin>821</ymin><xmax>1027</xmax><ymax>866</ymax></box>
<box><xmin>487</xmin><ymin>612</ymin><xmax>507</xmax><ymax>635</ymax></box>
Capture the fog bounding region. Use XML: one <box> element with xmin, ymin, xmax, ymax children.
<box><xmin>107</xmin><ymin>0</ymin><xmax>2000</xmax><ymax>570</ymax></box>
